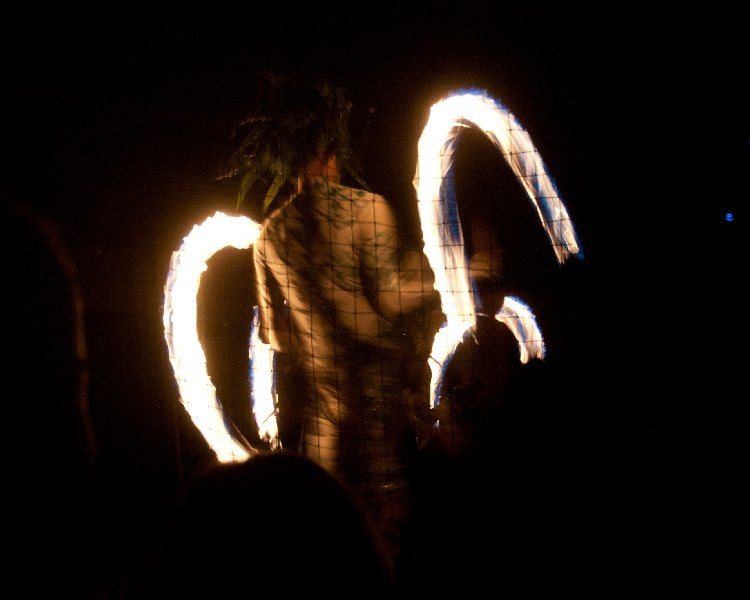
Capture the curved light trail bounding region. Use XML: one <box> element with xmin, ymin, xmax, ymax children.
<box><xmin>413</xmin><ymin>89</ymin><xmax>582</xmax><ymax>406</ymax></box>
<box><xmin>163</xmin><ymin>211</ymin><xmax>269</xmax><ymax>463</ymax></box>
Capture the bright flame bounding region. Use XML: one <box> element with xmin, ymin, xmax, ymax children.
<box><xmin>414</xmin><ymin>90</ymin><xmax>582</xmax><ymax>406</ymax></box>
<box><xmin>163</xmin><ymin>211</ymin><xmax>271</xmax><ymax>463</ymax></box>
<box><xmin>495</xmin><ymin>296</ymin><xmax>546</xmax><ymax>365</ymax></box>
<box><xmin>249</xmin><ymin>306</ymin><xmax>279</xmax><ymax>448</ymax></box>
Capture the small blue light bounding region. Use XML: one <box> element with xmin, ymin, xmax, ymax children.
<box><xmin>725</xmin><ymin>212</ymin><xmax>734</xmax><ymax>222</ymax></box>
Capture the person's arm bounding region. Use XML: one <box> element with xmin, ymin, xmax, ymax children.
<box><xmin>252</xmin><ymin>244</ymin><xmax>292</xmax><ymax>352</ymax></box>
<box><xmin>358</xmin><ymin>193</ymin><xmax>438</xmax><ymax>319</ymax></box>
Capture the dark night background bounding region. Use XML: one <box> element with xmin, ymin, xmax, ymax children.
<box><xmin>2</xmin><ymin>3</ymin><xmax>744</xmax><ymax>593</ymax></box>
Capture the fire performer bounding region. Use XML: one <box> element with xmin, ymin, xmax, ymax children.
<box><xmin>231</xmin><ymin>71</ymin><xmax>443</xmax><ymax>574</ymax></box>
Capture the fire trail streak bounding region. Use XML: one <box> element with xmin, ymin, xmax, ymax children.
<box><xmin>414</xmin><ymin>89</ymin><xmax>582</xmax><ymax>406</ymax></box>
<box><xmin>163</xmin><ymin>212</ymin><xmax>266</xmax><ymax>463</ymax></box>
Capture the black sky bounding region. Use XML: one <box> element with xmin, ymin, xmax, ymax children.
<box><xmin>1</xmin><ymin>2</ymin><xmax>744</xmax><ymax>541</ymax></box>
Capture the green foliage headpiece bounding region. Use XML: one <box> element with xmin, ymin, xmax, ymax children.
<box><xmin>229</xmin><ymin>71</ymin><xmax>370</xmax><ymax>217</ymax></box>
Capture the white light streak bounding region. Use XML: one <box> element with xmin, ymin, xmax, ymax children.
<box><xmin>249</xmin><ymin>306</ymin><xmax>279</xmax><ymax>448</ymax></box>
<box><xmin>163</xmin><ymin>211</ymin><xmax>271</xmax><ymax>463</ymax></box>
<box><xmin>414</xmin><ymin>90</ymin><xmax>582</xmax><ymax>406</ymax></box>
<box><xmin>495</xmin><ymin>296</ymin><xmax>546</xmax><ymax>365</ymax></box>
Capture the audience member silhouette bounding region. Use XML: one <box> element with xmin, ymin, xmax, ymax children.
<box><xmin>422</xmin><ymin>209</ymin><xmax>536</xmax><ymax>459</ymax></box>
<box><xmin>399</xmin><ymin>207</ymin><xmax>557</xmax><ymax>596</ymax></box>
<box><xmin>1</xmin><ymin>196</ymin><xmax>99</xmax><ymax>598</ymax></box>
<box><xmin>145</xmin><ymin>450</ymin><xmax>398</xmax><ymax>599</ymax></box>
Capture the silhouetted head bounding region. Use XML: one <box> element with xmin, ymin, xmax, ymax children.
<box><xmin>2</xmin><ymin>197</ymin><xmax>95</xmax><ymax>474</ymax></box>
<box><xmin>149</xmin><ymin>450</ymin><xmax>397</xmax><ymax>599</ymax></box>
<box><xmin>1</xmin><ymin>195</ymin><xmax>97</xmax><ymax>597</ymax></box>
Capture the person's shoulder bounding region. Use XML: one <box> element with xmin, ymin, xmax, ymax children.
<box><xmin>324</xmin><ymin>180</ymin><xmax>393</xmax><ymax>220</ymax></box>
<box><xmin>325</xmin><ymin>179</ymin><xmax>384</xmax><ymax>203</ymax></box>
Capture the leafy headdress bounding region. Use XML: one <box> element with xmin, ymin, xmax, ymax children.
<box><xmin>228</xmin><ymin>71</ymin><xmax>370</xmax><ymax>218</ymax></box>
